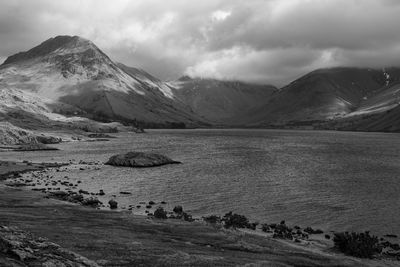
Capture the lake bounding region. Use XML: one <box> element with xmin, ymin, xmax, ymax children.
<box><xmin>2</xmin><ymin>129</ymin><xmax>400</xmax><ymax>236</ymax></box>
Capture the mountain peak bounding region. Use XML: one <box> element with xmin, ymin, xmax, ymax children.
<box><xmin>1</xmin><ymin>35</ymin><xmax>97</xmax><ymax>65</ymax></box>
<box><xmin>178</xmin><ymin>75</ymin><xmax>193</xmax><ymax>81</ymax></box>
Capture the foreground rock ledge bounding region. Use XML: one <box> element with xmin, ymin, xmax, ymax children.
<box><xmin>0</xmin><ymin>225</ymin><xmax>98</xmax><ymax>267</ymax></box>
<box><xmin>105</xmin><ymin>152</ymin><xmax>181</xmax><ymax>167</ymax></box>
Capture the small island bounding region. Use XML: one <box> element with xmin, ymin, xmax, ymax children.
<box><xmin>105</xmin><ymin>152</ymin><xmax>181</xmax><ymax>168</ymax></box>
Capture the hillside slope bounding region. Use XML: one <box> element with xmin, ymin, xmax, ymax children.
<box><xmin>0</xmin><ymin>36</ymin><xmax>204</xmax><ymax>128</ymax></box>
<box><xmin>170</xmin><ymin>76</ymin><xmax>277</xmax><ymax>125</ymax></box>
<box><xmin>249</xmin><ymin>67</ymin><xmax>400</xmax><ymax>129</ymax></box>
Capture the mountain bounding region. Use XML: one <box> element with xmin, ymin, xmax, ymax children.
<box><xmin>248</xmin><ymin>67</ymin><xmax>400</xmax><ymax>130</ymax></box>
<box><xmin>1</xmin><ymin>35</ymin><xmax>400</xmax><ymax>133</ymax></box>
<box><xmin>0</xmin><ymin>35</ymin><xmax>204</xmax><ymax>128</ymax></box>
<box><xmin>170</xmin><ymin>76</ymin><xmax>277</xmax><ymax>125</ymax></box>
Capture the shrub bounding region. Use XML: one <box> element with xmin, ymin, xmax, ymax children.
<box><xmin>203</xmin><ymin>215</ymin><xmax>221</xmax><ymax>224</ymax></box>
<box><xmin>261</xmin><ymin>224</ymin><xmax>271</xmax><ymax>232</ymax></box>
<box><xmin>248</xmin><ymin>222</ymin><xmax>259</xmax><ymax>230</ymax></box>
<box><xmin>304</xmin><ymin>227</ymin><xmax>324</xmax><ymax>234</ymax></box>
<box><xmin>182</xmin><ymin>212</ymin><xmax>194</xmax><ymax>222</ymax></box>
<box><xmin>272</xmin><ymin>223</ymin><xmax>293</xmax><ymax>240</ymax></box>
<box><xmin>222</xmin><ymin>212</ymin><xmax>250</xmax><ymax>229</ymax></box>
<box><xmin>154</xmin><ymin>207</ymin><xmax>167</xmax><ymax>219</ymax></box>
<box><xmin>82</xmin><ymin>197</ymin><xmax>102</xmax><ymax>207</ymax></box>
<box><xmin>333</xmin><ymin>231</ymin><xmax>381</xmax><ymax>258</ymax></box>
<box><xmin>172</xmin><ymin>210</ymin><xmax>194</xmax><ymax>222</ymax></box>
<box><xmin>173</xmin><ymin>205</ymin><xmax>183</xmax><ymax>213</ymax></box>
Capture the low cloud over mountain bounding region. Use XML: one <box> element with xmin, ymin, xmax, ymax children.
<box><xmin>1</xmin><ymin>0</ymin><xmax>400</xmax><ymax>86</ymax></box>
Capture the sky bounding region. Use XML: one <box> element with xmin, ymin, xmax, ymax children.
<box><xmin>1</xmin><ymin>0</ymin><xmax>400</xmax><ymax>86</ymax></box>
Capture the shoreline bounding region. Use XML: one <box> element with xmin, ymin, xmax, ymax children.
<box><xmin>0</xmin><ymin>160</ymin><xmax>399</xmax><ymax>266</ymax></box>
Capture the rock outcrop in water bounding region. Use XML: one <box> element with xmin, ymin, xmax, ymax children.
<box><xmin>105</xmin><ymin>152</ymin><xmax>181</xmax><ymax>167</ymax></box>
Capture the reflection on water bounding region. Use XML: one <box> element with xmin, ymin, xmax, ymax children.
<box><xmin>2</xmin><ymin>129</ymin><xmax>400</xmax><ymax>236</ymax></box>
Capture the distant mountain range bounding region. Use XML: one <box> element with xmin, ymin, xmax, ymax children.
<box><xmin>1</xmin><ymin>35</ymin><xmax>400</xmax><ymax>132</ymax></box>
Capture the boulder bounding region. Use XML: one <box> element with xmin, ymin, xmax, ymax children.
<box><xmin>105</xmin><ymin>152</ymin><xmax>181</xmax><ymax>168</ymax></box>
<box><xmin>0</xmin><ymin>226</ymin><xmax>99</xmax><ymax>266</ymax></box>
<box><xmin>108</xmin><ymin>199</ymin><xmax>118</xmax><ymax>209</ymax></box>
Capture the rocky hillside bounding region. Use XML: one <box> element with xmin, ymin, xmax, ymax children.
<box><xmin>0</xmin><ymin>35</ymin><xmax>204</xmax><ymax>128</ymax></box>
<box><xmin>0</xmin><ymin>86</ymin><xmax>123</xmax><ymax>145</ymax></box>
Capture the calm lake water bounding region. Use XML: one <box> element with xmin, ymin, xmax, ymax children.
<box><xmin>2</xmin><ymin>129</ymin><xmax>400</xmax><ymax>236</ymax></box>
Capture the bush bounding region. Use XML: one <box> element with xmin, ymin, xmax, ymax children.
<box><xmin>261</xmin><ymin>223</ymin><xmax>271</xmax><ymax>232</ymax></box>
<box><xmin>154</xmin><ymin>207</ymin><xmax>167</xmax><ymax>219</ymax></box>
<box><xmin>248</xmin><ymin>222</ymin><xmax>259</xmax><ymax>230</ymax></box>
<box><xmin>203</xmin><ymin>215</ymin><xmax>221</xmax><ymax>224</ymax></box>
<box><xmin>182</xmin><ymin>212</ymin><xmax>194</xmax><ymax>222</ymax></box>
<box><xmin>82</xmin><ymin>197</ymin><xmax>102</xmax><ymax>207</ymax></box>
<box><xmin>272</xmin><ymin>223</ymin><xmax>293</xmax><ymax>240</ymax></box>
<box><xmin>173</xmin><ymin>205</ymin><xmax>183</xmax><ymax>213</ymax></box>
<box><xmin>333</xmin><ymin>231</ymin><xmax>381</xmax><ymax>258</ymax></box>
<box><xmin>222</xmin><ymin>212</ymin><xmax>250</xmax><ymax>229</ymax></box>
<box><xmin>304</xmin><ymin>227</ymin><xmax>324</xmax><ymax>234</ymax></box>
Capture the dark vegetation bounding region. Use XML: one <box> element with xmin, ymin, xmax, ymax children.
<box><xmin>333</xmin><ymin>231</ymin><xmax>381</xmax><ymax>258</ymax></box>
<box><xmin>222</xmin><ymin>211</ymin><xmax>252</xmax><ymax>229</ymax></box>
<box><xmin>154</xmin><ymin>207</ymin><xmax>168</xmax><ymax>219</ymax></box>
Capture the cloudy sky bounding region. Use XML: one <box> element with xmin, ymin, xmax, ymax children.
<box><xmin>1</xmin><ymin>0</ymin><xmax>400</xmax><ymax>86</ymax></box>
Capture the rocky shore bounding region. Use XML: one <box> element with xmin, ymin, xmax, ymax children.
<box><xmin>0</xmin><ymin>161</ymin><xmax>399</xmax><ymax>266</ymax></box>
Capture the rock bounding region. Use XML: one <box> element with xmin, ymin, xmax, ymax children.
<box><xmin>325</xmin><ymin>234</ymin><xmax>331</xmax><ymax>239</ymax></box>
<box><xmin>108</xmin><ymin>199</ymin><xmax>118</xmax><ymax>209</ymax></box>
<box><xmin>105</xmin><ymin>152</ymin><xmax>181</xmax><ymax>168</ymax></box>
<box><xmin>120</xmin><ymin>191</ymin><xmax>131</xmax><ymax>195</ymax></box>
<box><xmin>99</xmin><ymin>189</ymin><xmax>105</xmax><ymax>196</ymax></box>
<box><xmin>79</xmin><ymin>189</ymin><xmax>89</xmax><ymax>195</ymax></box>
<box><xmin>149</xmin><ymin>200</ymin><xmax>155</xmax><ymax>205</ymax></box>
<box><xmin>87</xmin><ymin>133</ymin><xmax>116</xmax><ymax>138</ymax></box>
<box><xmin>35</xmin><ymin>135</ymin><xmax>62</xmax><ymax>144</ymax></box>
<box><xmin>385</xmin><ymin>234</ymin><xmax>398</xmax><ymax>238</ymax></box>
<box><xmin>0</xmin><ymin>226</ymin><xmax>99</xmax><ymax>266</ymax></box>
<box><xmin>173</xmin><ymin>205</ymin><xmax>183</xmax><ymax>214</ymax></box>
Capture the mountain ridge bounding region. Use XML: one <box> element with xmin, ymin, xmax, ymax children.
<box><xmin>1</xmin><ymin>35</ymin><xmax>400</xmax><ymax>132</ymax></box>
<box><xmin>0</xmin><ymin>35</ymin><xmax>206</xmax><ymax>128</ymax></box>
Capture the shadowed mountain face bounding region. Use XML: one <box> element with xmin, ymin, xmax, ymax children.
<box><xmin>170</xmin><ymin>77</ymin><xmax>277</xmax><ymax>125</ymax></box>
<box><xmin>0</xmin><ymin>35</ymin><xmax>204</xmax><ymax>128</ymax></box>
<box><xmin>246</xmin><ymin>67</ymin><xmax>400</xmax><ymax>129</ymax></box>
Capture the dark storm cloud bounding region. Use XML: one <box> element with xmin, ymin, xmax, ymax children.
<box><xmin>0</xmin><ymin>0</ymin><xmax>399</xmax><ymax>86</ymax></box>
